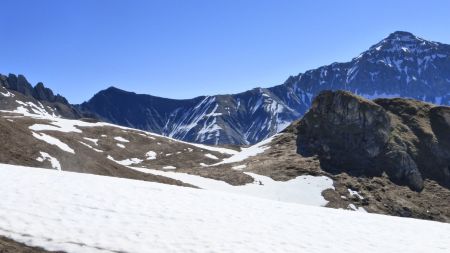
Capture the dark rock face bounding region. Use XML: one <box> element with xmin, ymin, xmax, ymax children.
<box><xmin>297</xmin><ymin>90</ymin><xmax>450</xmax><ymax>191</ymax></box>
<box><xmin>0</xmin><ymin>74</ymin><xmax>67</xmax><ymax>103</ymax></box>
<box><xmin>297</xmin><ymin>91</ymin><xmax>391</xmax><ymax>176</ymax></box>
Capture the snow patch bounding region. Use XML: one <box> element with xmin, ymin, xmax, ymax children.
<box><xmin>114</xmin><ymin>136</ymin><xmax>129</xmax><ymax>143</ymax></box>
<box><xmin>36</xmin><ymin>152</ymin><xmax>61</xmax><ymax>170</ymax></box>
<box><xmin>32</xmin><ymin>132</ymin><xmax>74</xmax><ymax>154</ymax></box>
<box><xmin>131</xmin><ymin>167</ymin><xmax>333</xmax><ymax>206</ymax></box>
<box><xmin>214</xmin><ymin>135</ymin><xmax>275</xmax><ymax>165</ymax></box>
<box><xmin>145</xmin><ymin>151</ymin><xmax>157</xmax><ymax>160</ymax></box>
<box><xmin>0</xmin><ymin>90</ymin><xmax>14</xmax><ymax>97</ymax></box>
<box><xmin>348</xmin><ymin>188</ymin><xmax>364</xmax><ymax>200</ymax></box>
<box><xmin>107</xmin><ymin>155</ymin><xmax>143</xmax><ymax>166</ymax></box>
<box><xmin>83</xmin><ymin>137</ymin><xmax>99</xmax><ymax>145</ymax></box>
<box><xmin>78</xmin><ymin>141</ymin><xmax>103</xmax><ymax>153</ymax></box>
<box><xmin>204</xmin><ymin>153</ymin><xmax>219</xmax><ymax>160</ymax></box>
<box><xmin>232</xmin><ymin>164</ymin><xmax>247</xmax><ymax>170</ymax></box>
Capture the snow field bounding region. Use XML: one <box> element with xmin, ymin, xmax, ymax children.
<box><xmin>0</xmin><ymin>164</ymin><xmax>449</xmax><ymax>253</ymax></box>
<box><xmin>131</xmin><ymin>167</ymin><xmax>335</xmax><ymax>206</ymax></box>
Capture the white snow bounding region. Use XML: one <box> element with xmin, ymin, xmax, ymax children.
<box><xmin>29</xmin><ymin>120</ymin><xmax>84</xmax><ymax>133</ymax></box>
<box><xmin>0</xmin><ymin>89</ymin><xmax>14</xmax><ymax>97</ymax></box>
<box><xmin>0</xmin><ymin>164</ymin><xmax>448</xmax><ymax>253</ymax></box>
<box><xmin>162</xmin><ymin>166</ymin><xmax>176</xmax><ymax>170</ymax></box>
<box><xmin>83</xmin><ymin>137</ymin><xmax>99</xmax><ymax>145</ymax></box>
<box><xmin>31</xmin><ymin>132</ymin><xmax>75</xmax><ymax>154</ymax></box>
<box><xmin>13</xmin><ymin>100</ymin><xmax>57</xmax><ymax>118</ymax></box>
<box><xmin>114</xmin><ymin>136</ymin><xmax>129</xmax><ymax>143</ymax></box>
<box><xmin>188</xmin><ymin>143</ymin><xmax>238</xmax><ymax>155</ymax></box>
<box><xmin>36</xmin><ymin>152</ymin><xmax>61</xmax><ymax>170</ymax></box>
<box><xmin>145</xmin><ymin>151</ymin><xmax>157</xmax><ymax>160</ymax></box>
<box><xmin>116</xmin><ymin>143</ymin><xmax>125</xmax><ymax>148</ymax></box>
<box><xmin>204</xmin><ymin>153</ymin><xmax>219</xmax><ymax>160</ymax></box>
<box><xmin>214</xmin><ymin>135</ymin><xmax>275</xmax><ymax>165</ymax></box>
<box><xmin>348</xmin><ymin>203</ymin><xmax>367</xmax><ymax>213</ymax></box>
<box><xmin>130</xmin><ymin>167</ymin><xmax>333</xmax><ymax>206</ymax></box>
<box><xmin>232</xmin><ymin>164</ymin><xmax>247</xmax><ymax>170</ymax></box>
<box><xmin>348</xmin><ymin>188</ymin><xmax>365</xmax><ymax>200</ymax></box>
<box><xmin>107</xmin><ymin>155</ymin><xmax>143</xmax><ymax>166</ymax></box>
<box><xmin>78</xmin><ymin>141</ymin><xmax>103</xmax><ymax>153</ymax></box>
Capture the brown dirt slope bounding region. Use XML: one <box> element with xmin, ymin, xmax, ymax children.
<box><xmin>0</xmin><ymin>236</ymin><xmax>61</xmax><ymax>253</ymax></box>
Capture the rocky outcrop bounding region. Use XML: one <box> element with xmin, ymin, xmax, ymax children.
<box><xmin>297</xmin><ymin>90</ymin><xmax>450</xmax><ymax>191</ymax></box>
<box><xmin>0</xmin><ymin>74</ymin><xmax>69</xmax><ymax>104</ymax></box>
<box><xmin>0</xmin><ymin>73</ymin><xmax>84</xmax><ymax>119</ymax></box>
<box><xmin>32</xmin><ymin>82</ymin><xmax>68</xmax><ymax>104</ymax></box>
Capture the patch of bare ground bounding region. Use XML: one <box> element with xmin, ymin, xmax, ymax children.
<box><xmin>0</xmin><ymin>236</ymin><xmax>62</xmax><ymax>253</ymax></box>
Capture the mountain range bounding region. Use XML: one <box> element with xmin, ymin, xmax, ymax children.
<box><xmin>2</xmin><ymin>31</ymin><xmax>450</xmax><ymax>145</ymax></box>
<box><xmin>78</xmin><ymin>31</ymin><xmax>450</xmax><ymax>145</ymax></box>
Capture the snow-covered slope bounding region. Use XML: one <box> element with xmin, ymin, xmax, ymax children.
<box><xmin>1</xmin><ymin>164</ymin><xmax>449</xmax><ymax>253</ymax></box>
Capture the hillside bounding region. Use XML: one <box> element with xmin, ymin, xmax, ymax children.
<box><xmin>2</xmin><ymin>83</ymin><xmax>449</xmax><ymax>221</ymax></box>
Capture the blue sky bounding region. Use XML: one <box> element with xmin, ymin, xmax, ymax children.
<box><xmin>1</xmin><ymin>0</ymin><xmax>450</xmax><ymax>103</ymax></box>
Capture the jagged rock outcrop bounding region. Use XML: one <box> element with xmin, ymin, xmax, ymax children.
<box><xmin>297</xmin><ymin>90</ymin><xmax>450</xmax><ymax>191</ymax></box>
<box><xmin>0</xmin><ymin>73</ymin><xmax>83</xmax><ymax>119</ymax></box>
<box><xmin>0</xmin><ymin>74</ymin><xmax>69</xmax><ymax>104</ymax></box>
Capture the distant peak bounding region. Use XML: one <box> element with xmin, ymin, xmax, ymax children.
<box><xmin>95</xmin><ymin>86</ymin><xmax>133</xmax><ymax>97</ymax></box>
<box><xmin>105</xmin><ymin>86</ymin><xmax>121</xmax><ymax>91</ymax></box>
<box><xmin>101</xmin><ymin>86</ymin><xmax>130</xmax><ymax>94</ymax></box>
<box><xmin>386</xmin><ymin>31</ymin><xmax>417</xmax><ymax>40</ymax></box>
<box><xmin>368</xmin><ymin>31</ymin><xmax>435</xmax><ymax>52</ymax></box>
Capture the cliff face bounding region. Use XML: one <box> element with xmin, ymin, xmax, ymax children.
<box><xmin>297</xmin><ymin>90</ymin><xmax>450</xmax><ymax>191</ymax></box>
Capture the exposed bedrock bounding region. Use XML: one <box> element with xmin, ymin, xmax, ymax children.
<box><xmin>297</xmin><ymin>90</ymin><xmax>450</xmax><ymax>191</ymax></box>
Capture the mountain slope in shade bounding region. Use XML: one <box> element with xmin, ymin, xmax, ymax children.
<box><xmin>79</xmin><ymin>86</ymin><xmax>306</xmax><ymax>145</ymax></box>
<box><xmin>79</xmin><ymin>31</ymin><xmax>450</xmax><ymax>145</ymax></box>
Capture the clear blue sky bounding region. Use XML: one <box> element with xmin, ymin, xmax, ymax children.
<box><xmin>1</xmin><ymin>0</ymin><xmax>450</xmax><ymax>103</ymax></box>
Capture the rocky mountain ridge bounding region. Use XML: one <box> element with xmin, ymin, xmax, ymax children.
<box><xmin>0</xmin><ymin>73</ymin><xmax>84</xmax><ymax>119</ymax></box>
